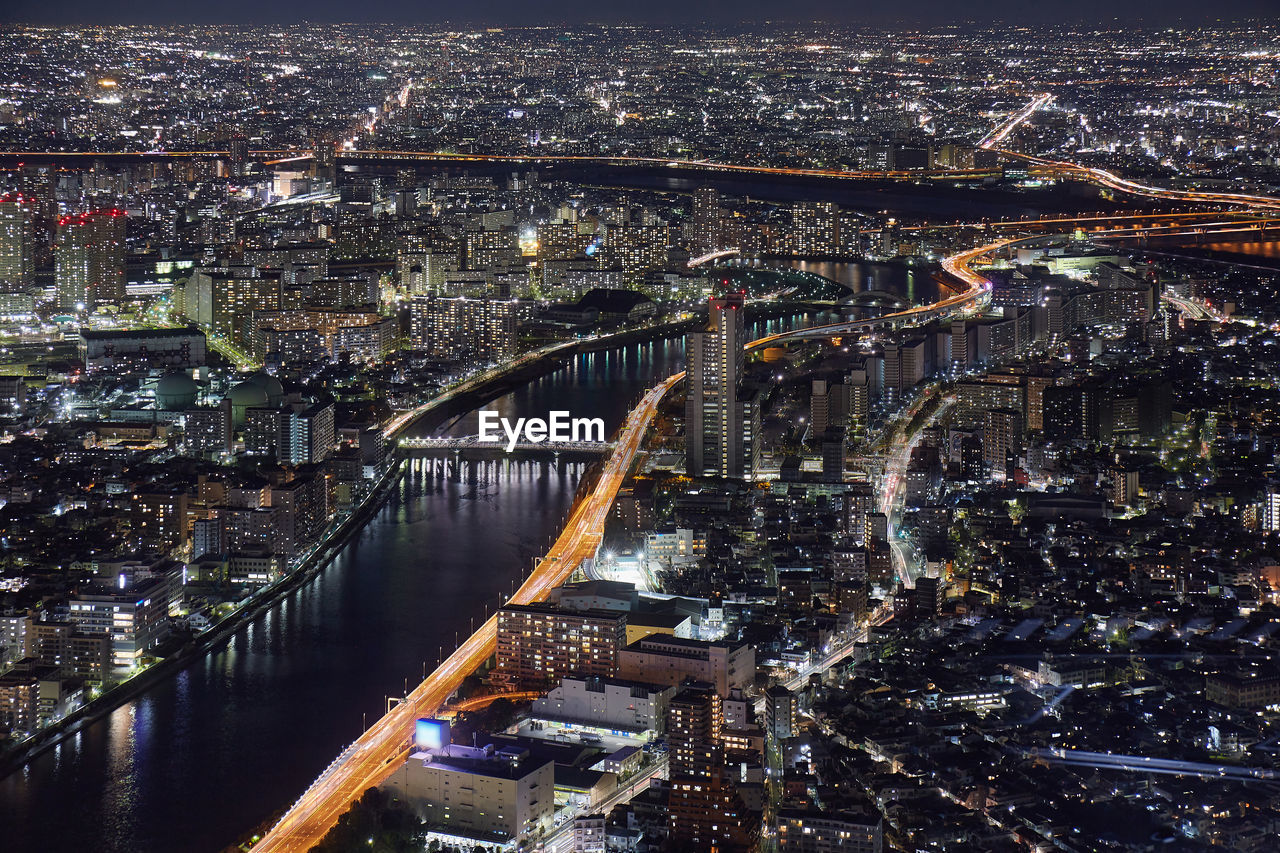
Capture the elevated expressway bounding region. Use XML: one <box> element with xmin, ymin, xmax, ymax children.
<box><xmin>983</xmin><ymin>93</ymin><xmax>1280</xmax><ymax>214</ymax></box>
<box><xmin>252</xmin><ymin>209</ymin><xmax>1280</xmax><ymax>852</ymax></box>
<box><xmin>252</xmin><ymin>94</ymin><xmax>1280</xmax><ymax>850</ymax></box>
<box><xmin>252</xmin><ymin>374</ymin><xmax>682</xmax><ymax>853</ymax></box>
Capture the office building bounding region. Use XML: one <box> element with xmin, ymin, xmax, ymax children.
<box><xmin>531</xmin><ymin>675</ymin><xmax>676</xmax><ymax>735</ymax></box>
<box><xmin>820</xmin><ymin>428</ymin><xmax>846</xmax><ymax>484</ymax></box>
<box><xmin>79</xmin><ymin>328</ymin><xmax>207</xmax><ymax>373</ymax></box>
<box><xmin>384</xmin><ymin>743</ymin><xmax>555</xmax><ymax>846</ymax></box>
<box><xmin>68</xmin><ymin>574</ymin><xmax>175</xmax><ymax>671</ymax></box>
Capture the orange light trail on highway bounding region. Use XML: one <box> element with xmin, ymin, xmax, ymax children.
<box><xmin>253</xmin><ymin>373</ymin><xmax>682</xmax><ymax>853</ymax></box>
<box><xmin>340</xmin><ymin>149</ymin><xmax>997</xmax><ymax>181</ymax></box>
<box><xmin>253</xmin><ymin>95</ymin><xmax>1280</xmax><ymax>851</ymax></box>
<box><xmin>252</xmin><ymin>208</ymin><xmax>1280</xmax><ymax>853</ymax></box>
<box><xmin>440</xmin><ymin>691</ymin><xmax>543</xmax><ymax>716</ymax></box>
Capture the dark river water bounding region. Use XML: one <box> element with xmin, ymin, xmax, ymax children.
<box><xmin>0</xmin><ymin>315</ymin><xmax>819</xmax><ymax>853</ymax></box>
<box><xmin>789</xmin><ymin>259</ymin><xmax>935</xmax><ymax>305</ymax></box>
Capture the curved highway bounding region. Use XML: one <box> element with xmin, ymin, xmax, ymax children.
<box><xmin>252</xmin><ymin>208</ymin><xmax>1280</xmax><ymax>851</ymax></box>
<box><xmin>251</xmin><ymin>93</ymin><xmax>1280</xmax><ymax>850</ymax></box>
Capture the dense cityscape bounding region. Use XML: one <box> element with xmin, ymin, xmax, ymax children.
<box><xmin>0</xmin><ymin>15</ymin><xmax>1277</xmax><ymax>853</ymax></box>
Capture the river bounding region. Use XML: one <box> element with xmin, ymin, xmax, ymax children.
<box><xmin>789</xmin><ymin>259</ymin><xmax>937</xmax><ymax>305</ymax></box>
<box><xmin>0</xmin><ymin>307</ymin><xmax>878</xmax><ymax>852</ymax></box>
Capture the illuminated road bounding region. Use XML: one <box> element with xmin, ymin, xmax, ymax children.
<box><xmin>754</xmin><ymin>603</ymin><xmax>896</xmax><ymax>720</ymax></box>
<box><xmin>979</xmin><ymin>93</ymin><xmax>1054</xmax><ymax>149</ymax></box>
<box><xmin>382</xmin><ymin>340</ymin><xmax>579</xmax><ymax>439</ymax></box>
<box><xmin>0</xmin><ymin>147</ymin><xmax>995</xmax><ymax>182</ymax></box>
<box><xmin>253</xmin><ymin>373</ymin><xmax>683</xmax><ymax>853</ymax></box>
<box><xmin>250</xmin><ymin>101</ymin><xmax>1280</xmax><ymax>848</ymax></box>
<box><xmin>255</xmin><ymin>211</ymin><xmax>1279</xmax><ymax>852</ymax></box>
<box><xmin>880</xmin><ymin>394</ymin><xmax>955</xmax><ymax>588</ymax></box>
<box><xmin>688</xmin><ymin>247</ymin><xmax>742</xmax><ymax>267</ymax></box>
<box><xmin>1163</xmin><ymin>293</ymin><xmax>1226</xmax><ymax>323</ymax></box>
<box><xmin>984</xmin><ymin>94</ymin><xmax>1280</xmax><ymax>212</ymax></box>
<box><xmin>339</xmin><ymin>149</ymin><xmax>997</xmax><ymax>182</ymax></box>
<box><xmin>440</xmin><ymin>691</ymin><xmax>543</xmax><ymax>717</ymax></box>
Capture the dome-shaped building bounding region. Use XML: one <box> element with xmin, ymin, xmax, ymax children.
<box><xmin>245</xmin><ymin>371</ymin><xmax>285</xmax><ymax>406</ymax></box>
<box><xmin>226</xmin><ymin>380</ymin><xmax>269</xmax><ymax>427</ymax></box>
<box><xmin>155</xmin><ymin>373</ymin><xmax>199</xmax><ymax>411</ymax></box>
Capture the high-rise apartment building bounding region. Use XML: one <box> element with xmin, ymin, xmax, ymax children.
<box><xmin>244</xmin><ymin>399</ymin><xmax>335</xmax><ymax>465</ymax></box>
<box><xmin>0</xmin><ymin>194</ymin><xmax>36</xmax><ymax>292</ymax></box>
<box><xmin>691</xmin><ymin>187</ymin><xmax>722</xmax><ymax>256</ymax></box>
<box><xmin>791</xmin><ymin>201</ymin><xmax>841</xmax><ymax>255</ymax></box>
<box><xmin>687</xmin><ymin>292</ymin><xmax>756</xmax><ymax>478</ymax></box>
<box><xmin>602</xmin><ymin>224</ymin><xmax>668</xmax><ymax>283</ymax></box>
<box><xmin>764</xmin><ymin>684</ymin><xmax>797</xmax><ymax>741</ymax></box>
<box><xmin>983</xmin><ymin>408</ymin><xmax>1024</xmax><ymax>474</ymax></box>
<box><xmin>410</xmin><ymin>295</ymin><xmax>518</xmax><ymax>363</ymax></box>
<box><xmin>494</xmin><ymin>604</ymin><xmax>627</xmax><ymax>689</ymax></box>
<box><xmin>666</xmin><ymin>683</ymin><xmax>756</xmax><ymax>852</ymax></box>
<box><xmin>55</xmin><ymin>210</ymin><xmax>126</xmax><ymax>310</ymax></box>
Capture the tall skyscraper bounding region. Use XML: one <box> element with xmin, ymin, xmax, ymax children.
<box><xmin>228</xmin><ymin>133</ymin><xmax>250</xmax><ymax>177</ymax></box>
<box><xmin>56</xmin><ymin>210</ymin><xmax>126</xmax><ymax>310</ymax></box>
<box><xmin>686</xmin><ymin>291</ymin><xmax>755</xmax><ymax>479</ymax></box>
<box><xmin>0</xmin><ymin>194</ymin><xmax>36</xmax><ymax>292</ymax></box>
<box><xmin>691</xmin><ymin>186</ymin><xmax>721</xmax><ymax>256</ymax></box>
<box><xmin>18</xmin><ymin>164</ymin><xmax>56</xmax><ymax>268</ymax></box>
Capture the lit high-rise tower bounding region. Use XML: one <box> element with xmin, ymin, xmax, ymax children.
<box><xmin>686</xmin><ymin>290</ymin><xmax>756</xmax><ymax>478</ymax></box>
<box><xmin>691</xmin><ymin>186</ymin><xmax>721</xmax><ymax>256</ymax></box>
<box><xmin>55</xmin><ymin>210</ymin><xmax>126</xmax><ymax>311</ymax></box>
<box><xmin>0</xmin><ymin>194</ymin><xmax>36</xmax><ymax>292</ymax></box>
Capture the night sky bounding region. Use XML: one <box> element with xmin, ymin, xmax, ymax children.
<box><xmin>1</xmin><ymin>0</ymin><xmax>1276</xmax><ymax>26</ymax></box>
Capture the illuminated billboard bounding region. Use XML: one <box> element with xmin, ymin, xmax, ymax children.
<box><xmin>414</xmin><ymin>718</ymin><xmax>450</xmax><ymax>751</ymax></box>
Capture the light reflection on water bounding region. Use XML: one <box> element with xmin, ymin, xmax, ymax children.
<box><xmin>0</xmin><ymin>339</ymin><xmax>687</xmax><ymax>853</ymax></box>
<box><xmin>0</xmin><ymin>318</ymin><xmax>852</xmax><ymax>852</ymax></box>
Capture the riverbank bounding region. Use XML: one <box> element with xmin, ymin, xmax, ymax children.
<box><xmin>0</xmin><ymin>457</ymin><xmax>408</xmax><ymax>778</ymax></box>
<box><xmin>0</xmin><ymin>314</ymin><xmax>713</xmax><ymax>780</ymax></box>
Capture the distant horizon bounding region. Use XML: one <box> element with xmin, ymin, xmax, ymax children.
<box><xmin>4</xmin><ymin>18</ymin><xmax>1280</xmax><ymax>27</ymax></box>
<box><xmin>3</xmin><ymin>0</ymin><xmax>1277</xmax><ymax>27</ymax></box>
